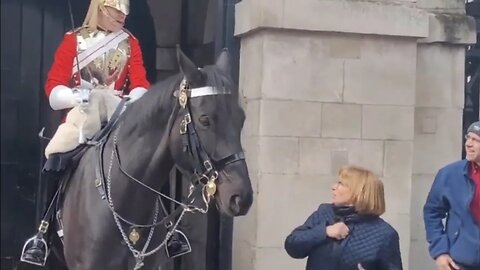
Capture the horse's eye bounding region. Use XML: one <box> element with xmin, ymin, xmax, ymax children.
<box><xmin>199</xmin><ymin>115</ymin><xmax>210</xmax><ymax>126</ymax></box>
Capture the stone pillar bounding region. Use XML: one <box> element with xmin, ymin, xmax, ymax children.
<box><xmin>233</xmin><ymin>0</ymin><xmax>475</xmax><ymax>270</ymax></box>
<box><xmin>410</xmin><ymin>3</ymin><xmax>476</xmax><ymax>269</ymax></box>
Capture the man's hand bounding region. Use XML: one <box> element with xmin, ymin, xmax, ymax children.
<box><xmin>326</xmin><ymin>222</ymin><xmax>349</xmax><ymax>240</ymax></box>
<box><xmin>435</xmin><ymin>254</ymin><xmax>460</xmax><ymax>270</ymax></box>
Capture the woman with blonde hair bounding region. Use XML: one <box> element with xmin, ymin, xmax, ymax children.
<box><xmin>285</xmin><ymin>165</ymin><xmax>403</xmax><ymax>270</ymax></box>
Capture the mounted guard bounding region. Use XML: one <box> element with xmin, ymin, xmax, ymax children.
<box><xmin>21</xmin><ymin>0</ymin><xmax>151</xmax><ymax>265</ymax></box>
<box><xmin>20</xmin><ymin>0</ymin><xmax>253</xmax><ymax>268</ymax></box>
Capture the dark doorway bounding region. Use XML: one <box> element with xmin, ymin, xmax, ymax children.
<box><xmin>463</xmin><ymin>0</ymin><xmax>480</xmax><ymax>157</ymax></box>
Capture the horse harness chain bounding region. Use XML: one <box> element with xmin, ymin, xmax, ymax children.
<box><xmin>93</xmin><ymin>78</ymin><xmax>246</xmax><ymax>269</ymax></box>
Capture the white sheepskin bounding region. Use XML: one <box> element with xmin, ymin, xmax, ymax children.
<box><xmin>45</xmin><ymin>90</ymin><xmax>121</xmax><ymax>158</ymax></box>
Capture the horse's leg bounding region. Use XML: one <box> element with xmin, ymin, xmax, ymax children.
<box><xmin>46</xmin><ymin>252</ymin><xmax>68</xmax><ymax>270</ymax></box>
<box><xmin>45</xmin><ymin>231</ymin><xmax>68</xmax><ymax>270</ymax></box>
<box><xmin>60</xmin><ymin>157</ymin><xmax>94</xmax><ymax>270</ymax></box>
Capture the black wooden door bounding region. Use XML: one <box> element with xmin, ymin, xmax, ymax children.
<box><xmin>0</xmin><ymin>0</ymin><xmax>156</xmax><ymax>268</ymax></box>
<box><xmin>1</xmin><ymin>0</ymin><xmax>85</xmax><ymax>268</ymax></box>
<box><xmin>2</xmin><ymin>0</ymin><xmax>48</xmax><ymax>267</ymax></box>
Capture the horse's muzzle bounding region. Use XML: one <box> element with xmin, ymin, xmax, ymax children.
<box><xmin>229</xmin><ymin>191</ymin><xmax>253</xmax><ymax>216</ymax></box>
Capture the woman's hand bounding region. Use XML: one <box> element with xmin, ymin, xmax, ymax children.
<box><xmin>357</xmin><ymin>263</ymin><xmax>366</xmax><ymax>270</ymax></box>
<box><xmin>326</xmin><ymin>222</ymin><xmax>349</xmax><ymax>240</ymax></box>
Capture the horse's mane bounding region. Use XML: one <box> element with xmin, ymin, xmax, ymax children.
<box><xmin>201</xmin><ymin>65</ymin><xmax>239</xmax><ymax>100</ymax></box>
<box><xmin>121</xmin><ymin>64</ymin><xmax>244</xmax><ymax>132</ymax></box>
<box><xmin>200</xmin><ymin>65</ymin><xmax>245</xmax><ymax>125</ymax></box>
<box><xmin>121</xmin><ymin>73</ymin><xmax>183</xmax><ymax>131</ymax></box>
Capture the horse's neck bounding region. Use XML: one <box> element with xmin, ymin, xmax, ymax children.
<box><xmin>107</xmin><ymin>106</ymin><xmax>176</xmax><ymax>210</ymax></box>
<box><xmin>116</xmin><ymin>91</ymin><xmax>178</xmax><ymax>175</ymax></box>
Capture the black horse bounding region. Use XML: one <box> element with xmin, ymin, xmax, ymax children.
<box><xmin>46</xmin><ymin>49</ymin><xmax>253</xmax><ymax>270</ymax></box>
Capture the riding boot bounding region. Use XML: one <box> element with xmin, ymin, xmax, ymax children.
<box><xmin>21</xmin><ymin>171</ymin><xmax>62</xmax><ymax>266</ymax></box>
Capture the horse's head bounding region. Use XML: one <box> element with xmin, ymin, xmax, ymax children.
<box><xmin>169</xmin><ymin>48</ymin><xmax>253</xmax><ymax>217</ymax></box>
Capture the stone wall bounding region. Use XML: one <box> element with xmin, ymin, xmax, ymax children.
<box><xmin>234</xmin><ymin>0</ymin><xmax>476</xmax><ymax>270</ymax></box>
<box><xmin>410</xmin><ymin>3</ymin><xmax>475</xmax><ymax>269</ymax></box>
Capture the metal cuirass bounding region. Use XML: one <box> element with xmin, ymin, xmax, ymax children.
<box><xmin>75</xmin><ymin>27</ymin><xmax>130</xmax><ymax>90</ymax></box>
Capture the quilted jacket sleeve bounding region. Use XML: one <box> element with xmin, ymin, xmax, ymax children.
<box><xmin>382</xmin><ymin>230</ymin><xmax>403</xmax><ymax>270</ymax></box>
<box><xmin>284</xmin><ymin>204</ymin><xmax>330</xmax><ymax>259</ymax></box>
<box><xmin>423</xmin><ymin>169</ymin><xmax>450</xmax><ymax>259</ymax></box>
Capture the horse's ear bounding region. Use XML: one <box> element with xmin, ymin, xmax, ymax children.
<box><xmin>215</xmin><ymin>48</ymin><xmax>231</xmax><ymax>75</ymax></box>
<box><xmin>176</xmin><ymin>45</ymin><xmax>202</xmax><ymax>82</ymax></box>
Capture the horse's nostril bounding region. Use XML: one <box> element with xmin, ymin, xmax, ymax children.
<box><xmin>234</xmin><ymin>195</ymin><xmax>241</xmax><ymax>206</ymax></box>
<box><xmin>229</xmin><ymin>194</ymin><xmax>252</xmax><ymax>216</ymax></box>
<box><xmin>229</xmin><ymin>195</ymin><xmax>241</xmax><ymax>214</ymax></box>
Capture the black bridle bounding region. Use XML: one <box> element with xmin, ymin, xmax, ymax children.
<box><xmin>177</xmin><ymin>79</ymin><xmax>246</xmax><ymax>189</ymax></box>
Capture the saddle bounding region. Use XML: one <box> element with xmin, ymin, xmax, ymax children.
<box><xmin>44</xmin><ymin>98</ymin><xmax>128</xmax><ymax>174</ymax></box>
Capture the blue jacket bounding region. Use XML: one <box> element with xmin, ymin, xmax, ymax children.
<box><xmin>423</xmin><ymin>160</ymin><xmax>480</xmax><ymax>266</ymax></box>
<box><xmin>284</xmin><ymin>203</ymin><xmax>403</xmax><ymax>270</ymax></box>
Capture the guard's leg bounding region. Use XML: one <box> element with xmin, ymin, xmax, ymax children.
<box><xmin>21</xmin><ymin>171</ymin><xmax>61</xmax><ymax>266</ymax></box>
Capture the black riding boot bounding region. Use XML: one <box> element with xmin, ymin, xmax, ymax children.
<box><xmin>21</xmin><ymin>170</ymin><xmax>61</xmax><ymax>266</ymax></box>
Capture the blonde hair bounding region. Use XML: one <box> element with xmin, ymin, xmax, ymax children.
<box><xmin>83</xmin><ymin>0</ymin><xmax>101</xmax><ymax>29</ymax></box>
<box><xmin>338</xmin><ymin>165</ymin><xmax>385</xmax><ymax>216</ymax></box>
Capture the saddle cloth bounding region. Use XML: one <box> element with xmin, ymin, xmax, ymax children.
<box><xmin>43</xmin><ymin>93</ymin><xmax>128</xmax><ymax>173</ymax></box>
<box><xmin>44</xmin><ymin>89</ymin><xmax>121</xmax><ymax>159</ymax></box>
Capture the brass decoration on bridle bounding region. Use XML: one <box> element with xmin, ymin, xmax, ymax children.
<box><xmin>129</xmin><ymin>228</ymin><xmax>140</xmax><ymax>245</ymax></box>
<box><xmin>180</xmin><ymin>113</ymin><xmax>191</xmax><ymax>135</ymax></box>
<box><xmin>205</xmin><ymin>171</ymin><xmax>218</xmax><ymax>198</ymax></box>
<box><xmin>206</xmin><ymin>181</ymin><xmax>217</xmax><ymax>198</ymax></box>
<box><xmin>178</xmin><ymin>79</ymin><xmax>189</xmax><ymax>109</ymax></box>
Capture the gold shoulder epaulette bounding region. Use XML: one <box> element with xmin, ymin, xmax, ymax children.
<box><xmin>66</xmin><ymin>26</ymin><xmax>88</xmax><ymax>35</ymax></box>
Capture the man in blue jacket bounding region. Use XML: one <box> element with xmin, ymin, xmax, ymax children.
<box><xmin>423</xmin><ymin>121</ymin><xmax>480</xmax><ymax>270</ymax></box>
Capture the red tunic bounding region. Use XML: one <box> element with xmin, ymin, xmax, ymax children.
<box><xmin>469</xmin><ymin>162</ymin><xmax>480</xmax><ymax>225</ymax></box>
<box><xmin>44</xmin><ymin>30</ymin><xmax>150</xmax><ymax>97</ymax></box>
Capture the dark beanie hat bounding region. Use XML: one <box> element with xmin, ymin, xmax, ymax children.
<box><xmin>467</xmin><ymin>121</ymin><xmax>480</xmax><ymax>136</ymax></box>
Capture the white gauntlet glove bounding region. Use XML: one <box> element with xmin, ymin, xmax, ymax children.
<box><xmin>49</xmin><ymin>85</ymin><xmax>91</xmax><ymax>110</ymax></box>
<box><xmin>125</xmin><ymin>87</ymin><xmax>148</xmax><ymax>104</ymax></box>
